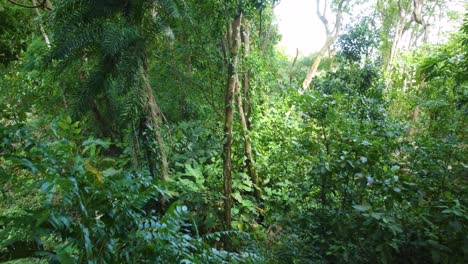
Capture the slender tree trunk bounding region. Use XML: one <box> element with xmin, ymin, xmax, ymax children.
<box><xmin>223</xmin><ymin>14</ymin><xmax>242</xmax><ymax>250</ymax></box>
<box><xmin>238</xmin><ymin>22</ymin><xmax>260</xmax><ymax>200</ymax></box>
<box><xmin>32</xmin><ymin>0</ymin><xmax>50</xmax><ymax>49</ymax></box>
<box><xmin>31</xmin><ymin>0</ymin><xmax>51</xmax><ymax>47</ymax></box>
<box><xmin>412</xmin><ymin>0</ymin><xmax>427</xmax><ymax>28</ymax></box>
<box><xmin>241</xmin><ymin>23</ymin><xmax>252</xmax><ymax>128</ymax></box>
<box><xmin>289</xmin><ymin>48</ymin><xmax>299</xmax><ymax>86</ymax></box>
<box><xmin>236</xmin><ymin>83</ymin><xmax>260</xmax><ymax>199</ymax></box>
<box><xmin>142</xmin><ymin>67</ymin><xmax>169</xmax><ymax>181</ymax></box>
<box><xmin>388</xmin><ymin>17</ymin><xmax>406</xmax><ymax>69</ymax></box>
<box><xmin>260</xmin><ymin>26</ymin><xmax>271</xmax><ymax>53</ymax></box>
<box><xmin>302</xmin><ymin>0</ymin><xmax>346</xmax><ymax>90</ymax></box>
<box><xmin>387</xmin><ymin>0</ymin><xmax>417</xmax><ymax>69</ymax></box>
<box><xmin>407</xmin><ymin>24</ymin><xmax>418</xmax><ymax>50</ymax></box>
<box><xmin>302</xmin><ymin>36</ymin><xmax>335</xmax><ymax>89</ymax></box>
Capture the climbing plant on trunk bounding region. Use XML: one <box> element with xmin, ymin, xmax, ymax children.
<box><xmin>222</xmin><ymin>12</ymin><xmax>242</xmax><ymax>249</ymax></box>
<box><xmin>47</xmin><ymin>0</ymin><xmax>179</xmax><ymax>180</ymax></box>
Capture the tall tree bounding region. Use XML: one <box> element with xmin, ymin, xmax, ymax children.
<box><xmin>236</xmin><ymin>19</ymin><xmax>261</xmax><ymax>201</ymax></box>
<box><xmin>302</xmin><ymin>0</ymin><xmax>347</xmax><ymax>90</ymax></box>
<box><xmin>48</xmin><ymin>0</ymin><xmax>177</xmax><ymax>180</ymax></box>
<box><xmin>237</xmin><ymin>21</ymin><xmax>261</xmax><ymax>200</ymax></box>
<box><xmin>378</xmin><ymin>0</ymin><xmax>444</xmax><ymax>69</ymax></box>
<box><xmin>223</xmin><ymin>12</ymin><xmax>242</xmax><ymax>249</ymax></box>
<box><xmin>387</xmin><ymin>0</ymin><xmax>413</xmax><ymax>69</ymax></box>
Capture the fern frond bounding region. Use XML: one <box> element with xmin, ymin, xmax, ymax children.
<box><xmin>52</xmin><ymin>22</ymin><xmax>103</xmax><ymax>59</ymax></box>
<box><xmin>153</xmin><ymin>0</ymin><xmax>181</xmax><ymax>19</ymax></box>
<box><xmin>101</xmin><ymin>23</ymin><xmax>142</xmax><ymax>57</ymax></box>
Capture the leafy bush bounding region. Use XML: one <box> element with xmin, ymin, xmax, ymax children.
<box><xmin>0</xmin><ymin>112</ymin><xmax>255</xmax><ymax>263</ymax></box>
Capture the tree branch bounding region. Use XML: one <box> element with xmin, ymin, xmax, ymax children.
<box><xmin>7</xmin><ymin>0</ymin><xmax>51</xmax><ymax>10</ymax></box>
<box><xmin>317</xmin><ymin>0</ymin><xmax>330</xmax><ymax>35</ymax></box>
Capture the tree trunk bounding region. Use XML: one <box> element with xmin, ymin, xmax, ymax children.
<box><xmin>236</xmin><ymin>83</ymin><xmax>260</xmax><ymax>200</ymax></box>
<box><xmin>142</xmin><ymin>67</ymin><xmax>169</xmax><ymax>181</ymax></box>
<box><xmin>412</xmin><ymin>0</ymin><xmax>427</xmax><ymax>27</ymax></box>
<box><xmin>31</xmin><ymin>0</ymin><xmax>51</xmax><ymax>47</ymax></box>
<box><xmin>223</xmin><ymin>14</ymin><xmax>242</xmax><ymax>250</ymax></box>
<box><xmin>388</xmin><ymin>17</ymin><xmax>405</xmax><ymax>69</ymax></box>
<box><xmin>238</xmin><ymin>22</ymin><xmax>260</xmax><ymax>200</ymax></box>
<box><xmin>302</xmin><ymin>0</ymin><xmax>346</xmax><ymax>90</ymax></box>
<box><xmin>387</xmin><ymin>0</ymin><xmax>416</xmax><ymax>69</ymax></box>
<box><xmin>289</xmin><ymin>48</ymin><xmax>299</xmax><ymax>85</ymax></box>
<box><xmin>241</xmin><ymin>23</ymin><xmax>251</xmax><ymax>127</ymax></box>
<box><xmin>302</xmin><ymin>36</ymin><xmax>335</xmax><ymax>89</ymax></box>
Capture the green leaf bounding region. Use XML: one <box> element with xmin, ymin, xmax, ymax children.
<box><xmin>82</xmin><ymin>226</ymin><xmax>93</xmax><ymax>259</ymax></box>
<box><xmin>242</xmin><ymin>199</ymin><xmax>254</xmax><ymax>208</ymax></box>
<box><xmin>441</xmin><ymin>209</ymin><xmax>452</xmax><ymax>214</ymax></box>
<box><xmin>58</xmin><ymin>121</ymin><xmax>69</xmax><ymax>130</ymax></box>
<box><xmin>185</xmin><ymin>163</ymin><xmax>204</xmax><ymax>182</ymax></box>
<box><xmin>82</xmin><ymin>137</ymin><xmax>110</xmax><ymax>152</ymax></box>
<box><xmin>21</xmin><ymin>158</ymin><xmax>37</xmax><ymax>174</ymax></box>
<box><xmin>232</xmin><ymin>192</ymin><xmax>243</xmax><ymax>203</ymax></box>
<box><xmin>239</xmin><ymin>183</ymin><xmax>252</xmax><ymax>192</ymax></box>
<box><xmin>41</xmin><ymin>181</ymin><xmax>54</xmax><ymax>193</ymax></box>
<box><xmin>103</xmin><ymin>168</ymin><xmax>121</xmax><ymax>177</ymax></box>
<box><xmin>58</xmin><ymin>250</ymin><xmax>75</xmax><ymax>264</ymax></box>
<box><xmin>370</xmin><ymin>212</ymin><xmax>382</xmax><ymax>220</ymax></box>
<box><xmin>353</xmin><ymin>204</ymin><xmax>370</xmax><ymax>212</ymax></box>
<box><xmin>390</xmin><ymin>165</ymin><xmax>400</xmax><ymax>172</ymax></box>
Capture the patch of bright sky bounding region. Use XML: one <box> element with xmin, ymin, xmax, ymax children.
<box><xmin>274</xmin><ymin>0</ymin><xmax>325</xmax><ymax>57</ymax></box>
<box><xmin>274</xmin><ymin>0</ymin><xmax>372</xmax><ymax>57</ymax></box>
<box><xmin>274</xmin><ymin>0</ymin><xmax>465</xmax><ymax>58</ymax></box>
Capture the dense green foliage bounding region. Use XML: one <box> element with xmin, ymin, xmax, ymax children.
<box><xmin>1</xmin><ymin>1</ymin><xmax>466</xmax><ymax>263</ymax></box>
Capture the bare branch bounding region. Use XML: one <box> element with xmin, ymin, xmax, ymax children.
<box><xmin>317</xmin><ymin>0</ymin><xmax>330</xmax><ymax>35</ymax></box>
<box><xmin>412</xmin><ymin>0</ymin><xmax>427</xmax><ymax>27</ymax></box>
<box><xmin>7</xmin><ymin>0</ymin><xmax>51</xmax><ymax>10</ymax></box>
<box><xmin>333</xmin><ymin>0</ymin><xmax>346</xmax><ymax>36</ymax></box>
<box><xmin>302</xmin><ymin>0</ymin><xmax>348</xmax><ymax>90</ymax></box>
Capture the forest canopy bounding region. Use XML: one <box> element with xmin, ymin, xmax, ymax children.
<box><xmin>0</xmin><ymin>0</ymin><xmax>466</xmax><ymax>263</ymax></box>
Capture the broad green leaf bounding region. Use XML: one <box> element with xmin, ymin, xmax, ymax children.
<box><xmin>242</xmin><ymin>199</ymin><xmax>254</xmax><ymax>208</ymax></box>
<box><xmin>58</xmin><ymin>121</ymin><xmax>69</xmax><ymax>130</ymax></box>
<box><xmin>390</xmin><ymin>165</ymin><xmax>400</xmax><ymax>172</ymax></box>
<box><xmin>41</xmin><ymin>181</ymin><xmax>54</xmax><ymax>193</ymax></box>
<box><xmin>103</xmin><ymin>168</ymin><xmax>121</xmax><ymax>177</ymax></box>
<box><xmin>232</xmin><ymin>192</ymin><xmax>243</xmax><ymax>203</ymax></box>
<box><xmin>353</xmin><ymin>204</ymin><xmax>371</xmax><ymax>212</ymax></box>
